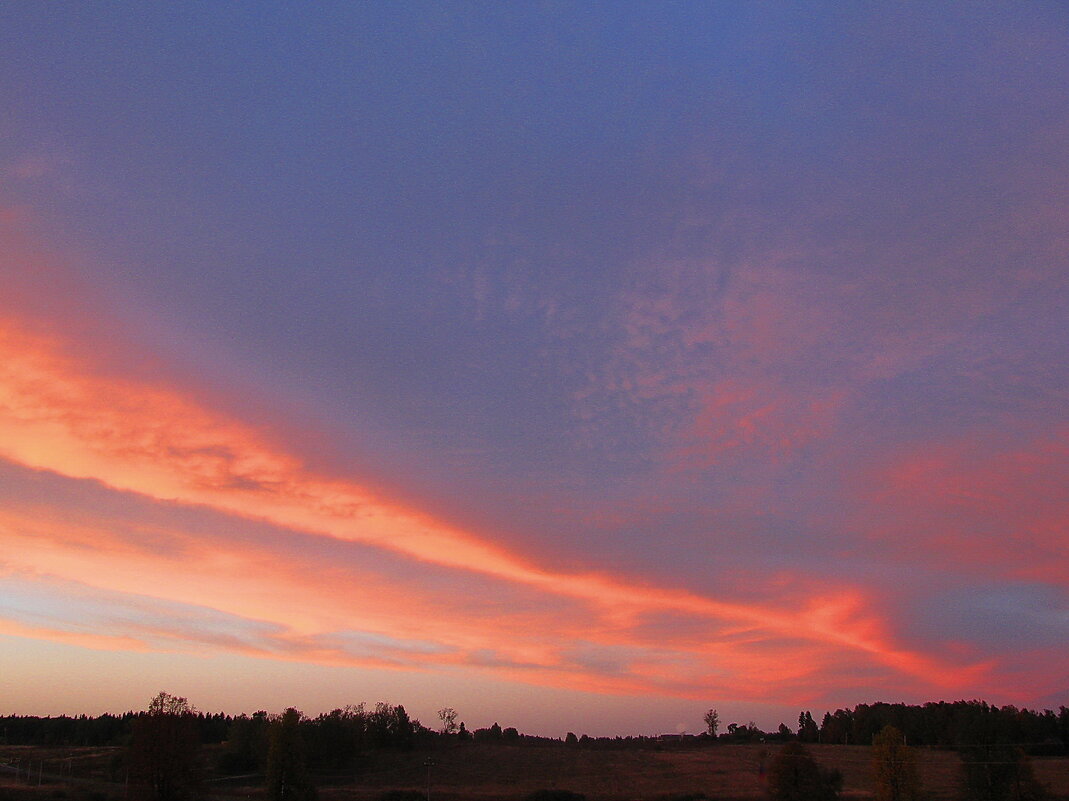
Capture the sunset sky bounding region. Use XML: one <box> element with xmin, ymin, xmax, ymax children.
<box><xmin>0</xmin><ymin>3</ymin><xmax>1067</xmax><ymax>736</ymax></box>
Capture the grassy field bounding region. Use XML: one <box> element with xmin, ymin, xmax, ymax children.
<box><xmin>2</xmin><ymin>742</ymin><xmax>1068</xmax><ymax>801</ymax></box>
<box><xmin>322</xmin><ymin>742</ymin><xmax>954</xmax><ymax>801</ymax></box>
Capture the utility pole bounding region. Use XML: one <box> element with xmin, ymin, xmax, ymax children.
<box><xmin>424</xmin><ymin>758</ymin><xmax>436</xmax><ymax>801</ymax></box>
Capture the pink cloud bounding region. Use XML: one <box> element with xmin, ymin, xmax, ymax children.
<box><xmin>0</xmin><ymin>217</ymin><xmax>1007</xmax><ymax>705</ymax></box>
<box><xmin>863</xmin><ymin>429</ymin><xmax>1069</xmax><ymax>583</ymax></box>
<box><xmin>673</xmin><ymin>377</ymin><xmax>848</xmax><ymax>469</ymax></box>
<box><xmin>0</xmin><ymin>446</ymin><xmax>986</xmax><ymax>702</ymax></box>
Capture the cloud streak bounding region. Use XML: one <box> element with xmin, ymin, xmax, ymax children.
<box><xmin>0</xmin><ymin>296</ymin><xmax>990</xmax><ymax>702</ymax></box>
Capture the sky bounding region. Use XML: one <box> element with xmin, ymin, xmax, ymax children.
<box><xmin>0</xmin><ymin>2</ymin><xmax>1067</xmax><ymax>737</ymax></box>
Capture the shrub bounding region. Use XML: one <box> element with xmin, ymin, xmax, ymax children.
<box><xmin>960</xmin><ymin>745</ymin><xmax>1046</xmax><ymax>801</ymax></box>
<box><xmin>768</xmin><ymin>742</ymin><xmax>841</xmax><ymax>801</ymax></box>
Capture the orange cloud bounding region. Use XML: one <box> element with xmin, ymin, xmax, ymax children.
<box><xmin>0</xmin><ymin>303</ymin><xmax>989</xmax><ymax>700</ymax></box>
<box><xmin>0</xmin><ymin>618</ymin><xmax>150</xmax><ymax>654</ymax></box>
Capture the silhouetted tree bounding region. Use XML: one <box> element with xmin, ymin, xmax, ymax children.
<box><xmin>704</xmin><ymin>709</ymin><xmax>720</xmax><ymax>737</ymax></box>
<box><xmin>128</xmin><ymin>692</ymin><xmax>202</xmax><ymax>801</ymax></box>
<box><xmin>365</xmin><ymin>702</ymin><xmax>415</xmax><ymax>749</ymax></box>
<box><xmin>798</xmin><ymin>711</ymin><xmax>819</xmax><ymax>743</ymax></box>
<box><xmin>219</xmin><ymin>711</ymin><xmax>269</xmax><ymax>774</ymax></box>
<box><xmin>390</xmin><ymin>704</ymin><xmax>415</xmax><ymax>748</ymax></box>
<box><xmin>267</xmin><ymin>708</ymin><xmax>316</xmax><ymax>801</ymax></box>
<box><xmin>768</xmin><ymin>741</ymin><xmax>841</xmax><ymax>801</ymax></box>
<box><xmin>821</xmin><ymin>709</ymin><xmax>854</xmax><ymax>744</ymax></box>
<box><xmin>308</xmin><ymin>707</ymin><xmax>361</xmax><ymax>769</ymax></box>
<box><xmin>438</xmin><ymin>707</ymin><xmax>458</xmax><ymax>735</ymax></box>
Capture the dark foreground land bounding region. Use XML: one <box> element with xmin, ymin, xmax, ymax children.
<box><xmin>3</xmin><ymin>742</ymin><xmax>1069</xmax><ymax>801</ymax></box>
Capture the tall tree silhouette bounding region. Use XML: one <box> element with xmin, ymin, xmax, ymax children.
<box><xmin>128</xmin><ymin>692</ymin><xmax>202</xmax><ymax>801</ymax></box>
<box><xmin>267</xmin><ymin>708</ymin><xmax>316</xmax><ymax>801</ymax></box>
<box><xmin>704</xmin><ymin>709</ymin><xmax>720</xmax><ymax>737</ymax></box>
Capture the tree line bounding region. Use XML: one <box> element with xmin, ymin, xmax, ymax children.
<box><xmin>697</xmin><ymin>701</ymin><xmax>1069</xmax><ymax>755</ymax></box>
<box><xmin>4</xmin><ymin>698</ymin><xmax>1068</xmax><ymax>755</ymax></box>
<box><xmin>792</xmin><ymin>701</ymin><xmax>1069</xmax><ymax>754</ymax></box>
<box><xmin>3</xmin><ymin>693</ymin><xmax>1064</xmax><ymax>801</ymax></box>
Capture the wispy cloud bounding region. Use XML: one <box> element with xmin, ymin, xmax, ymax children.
<box><xmin>0</xmin><ymin>292</ymin><xmax>989</xmax><ymax>701</ymax></box>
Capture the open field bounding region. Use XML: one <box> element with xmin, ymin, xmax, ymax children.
<box><xmin>2</xmin><ymin>742</ymin><xmax>1068</xmax><ymax>801</ymax></box>
<box><xmin>320</xmin><ymin>743</ymin><xmax>1067</xmax><ymax>801</ymax></box>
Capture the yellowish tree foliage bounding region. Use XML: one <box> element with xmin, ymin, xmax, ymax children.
<box><xmin>872</xmin><ymin>725</ymin><xmax>922</xmax><ymax>801</ymax></box>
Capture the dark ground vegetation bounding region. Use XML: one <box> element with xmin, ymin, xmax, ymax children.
<box><xmin>1</xmin><ymin>699</ymin><xmax>1067</xmax><ymax>801</ymax></box>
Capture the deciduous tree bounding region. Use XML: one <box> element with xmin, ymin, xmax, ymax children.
<box><xmin>704</xmin><ymin>708</ymin><xmax>720</xmax><ymax>737</ymax></box>
<box><xmin>128</xmin><ymin>692</ymin><xmax>202</xmax><ymax>801</ymax></box>
<box><xmin>438</xmin><ymin>707</ymin><xmax>459</xmax><ymax>735</ymax></box>
<box><xmin>267</xmin><ymin>708</ymin><xmax>316</xmax><ymax>801</ymax></box>
<box><xmin>872</xmin><ymin>725</ymin><xmax>922</xmax><ymax>801</ymax></box>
